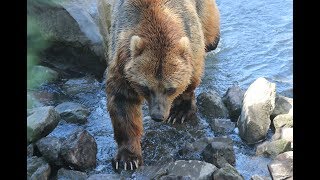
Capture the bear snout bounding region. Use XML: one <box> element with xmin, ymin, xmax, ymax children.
<box><xmin>151</xmin><ymin>113</ymin><xmax>165</xmax><ymax>122</ymax></box>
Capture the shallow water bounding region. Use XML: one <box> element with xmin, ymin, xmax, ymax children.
<box><xmin>39</xmin><ymin>0</ymin><xmax>292</xmax><ymax>179</ymax></box>
<box><xmin>200</xmin><ymin>0</ymin><xmax>293</xmax><ymax>96</ymax></box>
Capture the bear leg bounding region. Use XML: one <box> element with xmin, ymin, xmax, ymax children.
<box><xmin>107</xmin><ymin>93</ymin><xmax>143</xmax><ymax>171</ymax></box>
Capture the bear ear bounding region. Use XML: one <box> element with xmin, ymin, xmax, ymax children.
<box><xmin>130</xmin><ymin>35</ymin><xmax>145</xmax><ymax>57</ymax></box>
<box><xmin>178</xmin><ymin>37</ymin><xmax>191</xmax><ymax>59</ymax></box>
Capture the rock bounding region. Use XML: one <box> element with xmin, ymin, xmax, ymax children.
<box><xmin>30</xmin><ymin>65</ymin><xmax>59</xmax><ymax>85</ymax></box>
<box><xmin>160</xmin><ymin>175</ymin><xmax>192</xmax><ymax>180</ymax></box>
<box><xmin>222</xmin><ymin>85</ymin><xmax>245</xmax><ymax>122</ymax></box>
<box><xmin>63</xmin><ymin>76</ymin><xmax>100</xmax><ymax>96</ymax></box>
<box><xmin>158</xmin><ymin>160</ymin><xmax>217</xmax><ymax>180</ymax></box>
<box><xmin>87</xmin><ymin>174</ymin><xmax>121</xmax><ymax>180</ymax></box>
<box><xmin>27</xmin><ymin>144</ymin><xmax>34</xmax><ymax>157</ymax></box>
<box><xmin>197</xmin><ymin>90</ymin><xmax>229</xmax><ymax>120</ymax></box>
<box><xmin>273</xmin><ymin>114</ymin><xmax>293</xmax><ymax>130</ymax></box>
<box><xmin>271</xmin><ymin>129</ymin><xmax>281</xmax><ymax>141</ymax></box>
<box><xmin>201</xmin><ymin>137</ymin><xmax>235</xmax><ymax>168</ymax></box>
<box><xmin>256</xmin><ymin>139</ymin><xmax>291</xmax><ymax>158</ymax></box>
<box><xmin>209</xmin><ymin>119</ymin><xmax>235</xmax><ymax>135</ymax></box>
<box><xmin>27</xmin><ymin>156</ymin><xmax>51</xmax><ymax>180</ymax></box>
<box><xmin>55</xmin><ymin>102</ymin><xmax>90</xmax><ymax>124</ymax></box>
<box><xmin>250</xmin><ymin>175</ymin><xmax>271</xmax><ymax>180</ymax></box>
<box><xmin>237</xmin><ymin>77</ymin><xmax>276</xmax><ymax>144</ymax></box>
<box><xmin>27</xmin><ymin>0</ymin><xmax>107</xmax><ymax>78</ymax></box>
<box><xmin>271</xmin><ymin>95</ymin><xmax>293</xmax><ymax>119</ymax></box>
<box><xmin>279</xmin><ymin>88</ymin><xmax>293</xmax><ymax>98</ymax></box>
<box><xmin>57</xmin><ymin>168</ymin><xmax>87</xmax><ymax>180</ymax></box>
<box><xmin>213</xmin><ymin>163</ymin><xmax>244</xmax><ymax>180</ymax></box>
<box><xmin>97</xmin><ymin>0</ymin><xmax>112</xmax><ymax>54</ymax></box>
<box><xmin>60</xmin><ymin>129</ymin><xmax>97</xmax><ymax>171</ymax></box>
<box><xmin>35</xmin><ymin>136</ymin><xmax>63</xmax><ymax>166</ymax></box>
<box><xmin>27</xmin><ymin>91</ymin><xmax>44</xmax><ymax>110</ymax></box>
<box><xmin>268</xmin><ymin>151</ymin><xmax>293</xmax><ymax>180</ymax></box>
<box><xmin>281</xmin><ymin>128</ymin><xmax>293</xmax><ymax>142</ymax></box>
<box><xmin>27</xmin><ymin>106</ymin><xmax>61</xmax><ymax>143</ymax></box>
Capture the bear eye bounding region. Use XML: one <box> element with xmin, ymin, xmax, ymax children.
<box><xmin>165</xmin><ymin>88</ymin><xmax>176</xmax><ymax>95</ymax></box>
<box><xmin>139</xmin><ymin>85</ymin><xmax>150</xmax><ymax>96</ymax></box>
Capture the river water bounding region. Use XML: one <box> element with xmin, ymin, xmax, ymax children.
<box><xmin>40</xmin><ymin>0</ymin><xmax>292</xmax><ymax>179</ymax></box>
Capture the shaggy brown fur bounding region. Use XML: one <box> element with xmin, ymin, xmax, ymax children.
<box><xmin>105</xmin><ymin>0</ymin><xmax>220</xmax><ymax>170</ymax></box>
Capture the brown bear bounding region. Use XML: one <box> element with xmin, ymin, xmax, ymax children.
<box><xmin>105</xmin><ymin>0</ymin><xmax>220</xmax><ymax>170</ymax></box>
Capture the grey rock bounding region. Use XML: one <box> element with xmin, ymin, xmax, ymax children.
<box><xmin>279</xmin><ymin>88</ymin><xmax>293</xmax><ymax>98</ymax></box>
<box><xmin>273</xmin><ymin>114</ymin><xmax>293</xmax><ymax>130</ymax></box>
<box><xmin>256</xmin><ymin>139</ymin><xmax>291</xmax><ymax>158</ymax></box>
<box><xmin>27</xmin><ymin>106</ymin><xmax>61</xmax><ymax>143</ymax></box>
<box><xmin>55</xmin><ymin>102</ymin><xmax>90</xmax><ymax>124</ymax></box>
<box><xmin>27</xmin><ymin>144</ymin><xmax>34</xmax><ymax>157</ymax></box>
<box><xmin>30</xmin><ymin>65</ymin><xmax>59</xmax><ymax>84</ymax></box>
<box><xmin>268</xmin><ymin>151</ymin><xmax>293</xmax><ymax>180</ymax></box>
<box><xmin>160</xmin><ymin>175</ymin><xmax>192</xmax><ymax>180</ymax></box>
<box><xmin>271</xmin><ymin>95</ymin><xmax>293</xmax><ymax>119</ymax></box>
<box><xmin>209</xmin><ymin>119</ymin><xmax>235</xmax><ymax>135</ymax></box>
<box><xmin>57</xmin><ymin>168</ymin><xmax>87</xmax><ymax>180</ymax></box>
<box><xmin>281</xmin><ymin>128</ymin><xmax>293</xmax><ymax>142</ymax></box>
<box><xmin>201</xmin><ymin>137</ymin><xmax>235</xmax><ymax>168</ymax></box>
<box><xmin>197</xmin><ymin>90</ymin><xmax>229</xmax><ymax>120</ymax></box>
<box><xmin>60</xmin><ymin>129</ymin><xmax>97</xmax><ymax>171</ymax></box>
<box><xmin>237</xmin><ymin>77</ymin><xmax>276</xmax><ymax>144</ymax></box>
<box><xmin>27</xmin><ymin>156</ymin><xmax>51</xmax><ymax>180</ymax></box>
<box><xmin>250</xmin><ymin>175</ymin><xmax>272</xmax><ymax>180</ymax></box>
<box><xmin>87</xmin><ymin>174</ymin><xmax>120</xmax><ymax>180</ymax></box>
<box><xmin>27</xmin><ymin>91</ymin><xmax>44</xmax><ymax>110</ymax></box>
<box><xmin>35</xmin><ymin>136</ymin><xmax>63</xmax><ymax>166</ymax></box>
<box><xmin>213</xmin><ymin>163</ymin><xmax>244</xmax><ymax>180</ymax></box>
<box><xmin>222</xmin><ymin>85</ymin><xmax>245</xmax><ymax>122</ymax></box>
<box><xmin>157</xmin><ymin>160</ymin><xmax>217</xmax><ymax>180</ymax></box>
<box><xmin>63</xmin><ymin>76</ymin><xmax>100</xmax><ymax>96</ymax></box>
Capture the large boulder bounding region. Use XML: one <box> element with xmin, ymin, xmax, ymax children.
<box><xmin>268</xmin><ymin>151</ymin><xmax>293</xmax><ymax>180</ymax></box>
<box><xmin>60</xmin><ymin>129</ymin><xmax>97</xmax><ymax>171</ymax></box>
<box><xmin>27</xmin><ymin>106</ymin><xmax>61</xmax><ymax>143</ymax></box>
<box><xmin>222</xmin><ymin>85</ymin><xmax>245</xmax><ymax>122</ymax></box>
<box><xmin>57</xmin><ymin>168</ymin><xmax>87</xmax><ymax>180</ymax></box>
<box><xmin>197</xmin><ymin>90</ymin><xmax>229</xmax><ymax>120</ymax></box>
<box><xmin>201</xmin><ymin>137</ymin><xmax>235</xmax><ymax>168</ymax></box>
<box><xmin>237</xmin><ymin>78</ymin><xmax>276</xmax><ymax>144</ymax></box>
<box><xmin>55</xmin><ymin>102</ymin><xmax>90</xmax><ymax>124</ymax></box>
<box><xmin>213</xmin><ymin>163</ymin><xmax>244</xmax><ymax>180</ymax></box>
<box><xmin>27</xmin><ymin>0</ymin><xmax>109</xmax><ymax>79</ymax></box>
<box><xmin>27</xmin><ymin>156</ymin><xmax>51</xmax><ymax>180</ymax></box>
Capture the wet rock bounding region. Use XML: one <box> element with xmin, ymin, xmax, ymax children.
<box><xmin>27</xmin><ymin>0</ymin><xmax>107</xmax><ymax>78</ymax></box>
<box><xmin>27</xmin><ymin>144</ymin><xmax>34</xmax><ymax>157</ymax></box>
<box><xmin>213</xmin><ymin>163</ymin><xmax>244</xmax><ymax>180</ymax></box>
<box><xmin>60</xmin><ymin>129</ymin><xmax>97</xmax><ymax>171</ymax></box>
<box><xmin>281</xmin><ymin>128</ymin><xmax>293</xmax><ymax>142</ymax></box>
<box><xmin>201</xmin><ymin>137</ymin><xmax>235</xmax><ymax>168</ymax></box>
<box><xmin>273</xmin><ymin>114</ymin><xmax>293</xmax><ymax>130</ymax></box>
<box><xmin>35</xmin><ymin>136</ymin><xmax>63</xmax><ymax>166</ymax></box>
<box><xmin>271</xmin><ymin>95</ymin><xmax>293</xmax><ymax>119</ymax></box>
<box><xmin>27</xmin><ymin>91</ymin><xmax>44</xmax><ymax>110</ymax></box>
<box><xmin>256</xmin><ymin>139</ymin><xmax>291</xmax><ymax>158</ymax></box>
<box><xmin>160</xmin><ymin>175</ymin><xmax>192</xmax><ymax>180</ymax></box>
<box><xmin>222</xmin><ymin>85</ymin><xmax>245</xmax><ymax>121</ymax></box>
<box><xmin>57</xmin><ymin>168</ymin><xmax>87</xmax><ymax>180</ymax></box>
<box><xmin>157</xmin><ymin>160</ymin><xmax>217</xmax><ymax>180</ymax></box>
<box><xmin>29</xmin><ymin>65</ymin><xmax>59</xmax><ymax>85</ymax></box>
<box><xmin>271</xmin><ymin>129</ymin><xmax>281</xmax><ymax>141</ymax></box>
<box><xmin>250</xmin><ymin>175</ymin><xmax>271</xmax><ymax>180</ymax></box>
<box><xmin>279</xmin><ymin>88</ymin><xmax>293</xmax><ymax>98</ymax></box>
<box><xmin>87</xmin><ymin>174</ymin><xmax>120</xmax><ymax>180</ymax></box>
<box><xmin>237</xmin><ymin>77</ymin><xmax>276</xmax><ymax>144</ymax></box>
<box><xmin>27</xmin><ymin>156</ymin><xmax>51</xmax><ymax>180</ymax></box>
<box><xmin>179</xmin><ymin>137</ymin><xmax>215</xmax><ymax>157</ymax></box>
<box><xmin>55</xmin><ymin>102</ymin><xmax>90</xmax><ymax>124</ymax></box>
<box><xmin>209</xmin><ymin>119</ymin><xmax>235</xmax><ymax>135</ymax></box>
<box><xmin>268</xmin><ymin>151</ymin><xmax>293</xmax><ymax>180</ymax></box>
<box><xmin>27</xmin><ymin>106</ymin><xmax>61</xmax><ymax>143</ymax></box>
<box><xmin>63</xmin><ymin>76</ymin><xmax>100</xmax><ymax>96</ymax></box>
<box><xmin>197</xmin><ymin>90</ymin><xmax>229</xmax><ymax>120</ymax></box>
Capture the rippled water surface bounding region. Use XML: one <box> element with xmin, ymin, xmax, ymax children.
<box><xmin>200</xmin><ymin>0</ymin><xmax>293</xmax><ymax>95</ymax></box>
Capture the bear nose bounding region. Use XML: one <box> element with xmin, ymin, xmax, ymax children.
<box><xmin>151</xmin><ymin>114</ymin><xmax>164</xmax><ymax>122</ymax></box>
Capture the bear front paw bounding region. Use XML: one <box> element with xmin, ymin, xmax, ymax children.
<box><xmin>166</xmin><ymin>99</ymin><xmax>197</xmax><ymax>124</ymax></box>
<box><xmin>112</xmin><ymin>148</ymin><xmax>143</xmax><ymax>171</ymax></box>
